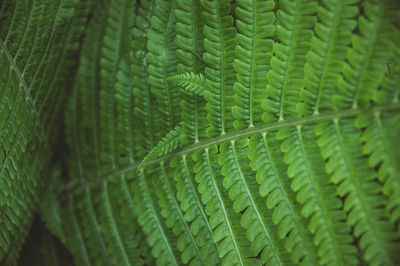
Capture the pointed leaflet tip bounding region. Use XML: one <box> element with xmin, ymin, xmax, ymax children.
<box><xmin>137</xmin><ymin>123</ymin><xmax>183</xmax><ymax>172</ymax></box>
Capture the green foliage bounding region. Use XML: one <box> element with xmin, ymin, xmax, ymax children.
<box><xmin>0</xmin><ymin>0</ymin><xmax>88</xmax><ymax>264</ymax></box>
<box><xmin>138</xmin><ymin>123</ymin><xmax>182</xmax><ymax>169</ymax></box>
<box><xmin>168</xmin><ymin>73</ymin><xmax>208</xmax><ymax>96</ymax></box>
<box><xmin>1</xmin><ymin>0</ymin><xmax>400</xmax><ymax>265</ymax></box>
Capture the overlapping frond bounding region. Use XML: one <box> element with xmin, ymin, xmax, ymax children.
<box><xmin>52</xmin><ymin>1</ymin><xmax>156</xmax><ymax>265</ymax></box>
<box><xmin>316</xmin><ymin>118</ymin><xmax>400</xmax><ymax>265</ymax></box>
<box><xmin>263</xmin><ymin>0</ymin><xmax>318</xmax><ymax>122</ymax></box>
<box><xmin>355</xmin><ymin>111</ymin><xmax>400</xmax><ymax>230</ymax></box>
<box><xmin>26</xmin><ymin>1</ymin><xmax>400</xmax><ymax>266</ymax></box>
<box><xmin>193</xmin><ymin>147</ymin><xmax>256</xmax><ymax>265</ymax></box>
<box><xmin>132</xmin><ymin>0</ymin><xmax>158</xmax><ymax>158</ymax></box>
<box><xmin>152</xmin><ymin>164</ymin><xmax>204</xmax><ymax>265</ymax></box>
<box><xmin>171</xmin><ymin>156</ymin><xmax>220</xmax><ymax>264</ymax></box>
<box><xmin>219</xmin><ymin>139</ymin><xmax>289</xmax><ymax>265</ymax></box>
<box><xmin>278</xmin><ymin>125</ymin><xmax>358</xmax><ymax>265</ymax></box>
<box><xmin>334</xmin><ymin>0</ymin><xmax>395</xmax><ymax>110</ymax></box>
<box><xmin>133</xmin><ymin>171</ymin><xmax>181</xmax><ymax>265</ymax></box>
<box><xmin>96</xmin><ymin>180</ymin><xmax>142</xmax><ymax>266</ymax></box>
<box><xmin>353</xmin><ymin>32</ymin><xmax>400</xmax><ymax>231</ymax></box>
<box><xmin>248</xmin><ymin>132</ymin><xmax>318</xmax><ymax>264</ymax></box>
<box><xmin>147</xmin><ymin>0</ymin><xmax>181</xmax><ymax>136</ymax></box>
<box><xmin>0</xmin><ymin>0</ymin><xmax>87</xmax><ymax>263</ymax></box>
<box><xmin>298</xmin><ymin>0</ymin><xmax>359</xmax><ymax>115</ymax></box>
<box><xmin>233</xmin><ymin>0</ymin><xmax>275</xmax><ymax>129</ymax></box>
<box><xmin>174</xmin><ymin>0</ymin><xmax>207</xmax><ymax>145</ymax></box>
<box><xmin>99</xmin><ymin>0</ymin><xmax>135</xmax><ymax>171</ymax></box>
<box><xmin>115</xmin><ymin>59</ymin><xmax>136</xmax><ymax>165</ymax></box>
<box><xmin>311</xmin><ymin>2</ymin><xmax>400</xmax><ymax>265</ymax></box>
<box><xmin>201</xmin><ymin>0</ymin><xmax>237</xmax><ymax>137</ymax></box>
<box><xmin>63</xmin><ymin>197</ymin><xmax>92</xmax><ymax>266</ymax></box>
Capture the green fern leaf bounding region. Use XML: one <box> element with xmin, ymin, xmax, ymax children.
<box><xmin>333</xmin><ymin>0</ymin><xmax>395</xmax><ymax>110</ymax></box>
<box><xmin>139</xmin><ymin>123</ymin><xmax>182</xmax><ymax>170</ymax></box>
<box><xmin>262</xmin><ymin>0</ymin><xmax>318</xmax><ymax>122</ymax></box>
<box><xmin>134</xmin><ymin>171</ymin><xmax>181</xmax><ymax>265</ymax></box>
<box><xmin>153</xmin><ymin>163</ymin><xmax>204</xmax><ymax>265</ymax></box>
<box><xmin>193</xmin><ymin>147</ymin><xmax>257</xmax><ymax>265</ymax></box>
<box><xmin>298</xmin><ymin>0</ymin><xmax>359</xmax><ymax>115</ymax></box>
<box><xmin>174</xmin><ymin>0</ymin><xmax>207</xmax><ymax>145</ymax></box>
<box><xmin>248</xmin><ymin>132</ymin><xmax>318</xmax><ymax>264</ymax></box>
<box><xmin>232</xmin><ymin>0</ymin><xmax>275</xmax><ymax>129</ymax></box>
<box><xmin>6</xmin><ymin>1</ymin><xmax>398</xmax><ymax>266</ymax></box>
<box><xmin>147</xmin><ymin>0</ymin><xmax>181</xmax><ymax>135</ymax></box>
<box><xmin>0</xmin><ymin>0</ymin><xmax>88</xmax><ymax>263</ymax></box>
<box><xmin>219</xmin><ymin>139</ymin><xmax>289</xmax><ymax>265</ymax></box>
<box><xmin>168</xmin><ymin>73</ymin><xmax>208</xmax><ymax>96</ymax></box>
<box><xmin>132</xmin><ymin>0</ymin><xmax>159</xmax><ymax>158</ymax></box>
<box><xmin>201</xmin><ymin>0</ymin><xmax>237</xmax><ymax>137</ymax></box>
<box><xmin>278</xmin><ymin>125</ymin><xmax>358</xmax><ymax>265</ymax></box>
<box><xmin>171</xmin><ymin>156</ymin><xmax>220</xmax><ymax>264</ymax></box>
<box><xmin>354</xmin><ymin>37</ymin><xmax>400</xmax><ymax>231</ymax></box>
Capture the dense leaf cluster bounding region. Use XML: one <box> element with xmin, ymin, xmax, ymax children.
<box><xmin>1</xmin><ymin>0</ymin><xmax>400</xmax><ymax>265</ymax></box>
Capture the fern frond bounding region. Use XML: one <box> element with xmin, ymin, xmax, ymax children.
<box><xmin>96</xmin><ymin>181</ymin><xmax>142</xmax><ymax>266</ymax></box>
<box><xmin>132</xmin><ymin>0</ymin><xmax>158</xmax><ymax>158</ymax></box>
<box><xmin>153</xmin><ymin>164</ymin><xmax>204</xmax><ymax>265</ymax></box>
<box><xmin>298</xmin><ymin>0</ymin><xmax>359</xmax><ymax>115</ymax></box>
<box><xmin>277</xmin><ymin>125</ymin><xmax>358</xmax><ymax>265</ymax></box>
<box><xmin>64</xmin><ymin>197</ymin><xmax>92</xmax><ymax>266</ymax></box>
<box><xmin>99</xmin><ymin>0</ymin><xmax>135</xmax><ymax>170</ymax></box>
<box><xmin>5</xmin><ymin>0</ymin><xmax>45</xmax><ymax>91</ymax></box>
<box><xmin>115</xmin><ymin>58</ymin><xmax>136</xmax><ymax>165</ymax></box>
<box><xmin>174</xmin><ymin>0</ymin><xmax>207</xmax><ymax>145</ymax></box>
<box><xmin>118</xmin><ymin>175</ymin><xmax>153</xmax><ymax>263</ymax></box>
<box><xmin>355</xmin><ymin>112</ymin><xmax>400</xmax><ymax>231</ymax></box>
<box><xmin>201</xmin><ymin>0</ymin><xmax>236</xmax><ymax>137</ymax></box>
<box><xmin>134</xmin><ymin>171</ymin><xmax>181</xmax><ymax>265</ymax></box>
<box><xmin>312</xmin><ymin>3</ymin><xmax>400</xmax><ymax>263</ymax></box>
<box><xmin>219</xmin><ymin>139</ymin><xmax>289</xmax><ymax>265</ymax></box>
<box><xmin>98</xmin><ymin>175</ymin><xmax>151</xmax><ymax>265</ymax></box>
<box><xmin>39</xmin><ymin>167</ymin><xmax>66</xmax><ymax>245</ymax></box>
<box><xmin>20</xmin><ymin>0</ymin><xmax>77</xmax><ymax>107</ymax></box>
<box><xmin>0</xmin><ymin>0</ymin><xmax>87</xmax><ymax>262</ymax></box>
<box><xmin>315</xmin><ymin>118</ymin><xmax>400</xmax><ymax>265</ymax></box>
<box><xmin>334</xmin><ymin>0</ymin><xmax>394</xmax><ymax>110</ymax></box>
<box><xmin>61</xmin><ymin>4</ymin><xmax>122</xmax><ymax>264</ymax></box>
<box><xmin>232</xmin><ymin>0</ymin><xmax>275</xmax><ymax>129</ymax></box>
<box><xmin>193</xmin><ymin>147</ymin><xmax>256</xmax><ymax>265</ymax></box>
<box><xmin>147</xmin><ymin>0</ymin><xmax>181</xmax><ymax>136</ymax></box>
<box><xmin>35</xmin><ymin>0</ymin><xmax>89</xmax><ymax>125</ymax></box>
<box><xmin>262</xmin><ymin>0</ymin><xmax>318</xmax><ymax>122</ymax></box>
<box><xmin>373</xmin><ymin>43</ymin><xmax>400</xmax><ymax>104</ymax></box>
<box><xmin>168</xmin><ymin>72</ymin><xmax>208</xmax><ymax>96</ymax></box>
<box><xmin>171</xmin><ymin>156</ymin><xmax>220</xmax><ymax>264</ymax></box>
<box><xmin>25</xmin><ymin>1</ymin><xmax>400</xmax><ymax>265</ymax></box>
<box><xmin>354</xmin><ymin>36</ymin><xmax>400</xmax><ymax>231</ymax></box>
<box><xmin>248</xmin><ymin>133</ymin><xmax>318</xmax><ymax>264</ymax></box>
<box><xmin>76</xmin><ymin>189</ymin><xmax>113</xmax><ymax>265</ymax></box>
<box><xmin>67</xmin><ymin>0</ymin><xmax>110</xmax><ymax>176</ymax></box>
<box><xmin>139</xmin><ymin>123</ymin><xmax>182</xmax><ymax>170</ymax></box>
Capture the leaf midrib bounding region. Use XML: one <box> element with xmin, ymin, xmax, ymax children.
<box><xmin>63</xmin><ymin>102</ymin><xmax>400</xmax><ymax>195</ymax></box>
<box><xmin>0</xmin><ymin>37</ymin><xmax>36</xmax><ymax>121</ymax></box>
<box><xmin>0</xmin><ymin>36</ymin><xmax>50</xmax><ymax>152</ymax></box>
<box><xmin>230</xmin><ymin>140</ymin><xmax>282</xmax><ymax>265</ymax></box>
